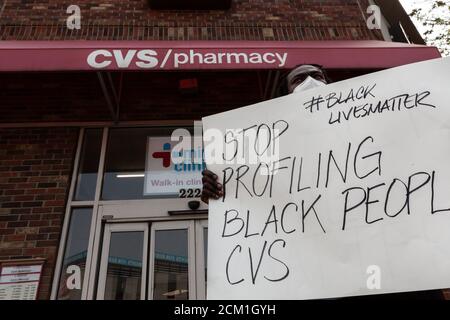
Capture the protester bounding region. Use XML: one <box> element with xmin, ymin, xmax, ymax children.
<box><xmin>200</xmin><ymin>64</ymin><xmax>329</xmax><ymax>204</ymax></box>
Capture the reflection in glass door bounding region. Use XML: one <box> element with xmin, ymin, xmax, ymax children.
<box><xmin>97</xmin><ymin>223</ymin><xmax>148</xmax><ymax>300</ymax></box>
<box><xmin>149</xmin><ymin>221</ymin><xmax>196</xmax><ymax>300</ymax></box>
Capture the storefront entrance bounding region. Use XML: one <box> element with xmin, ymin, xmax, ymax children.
<box><xmin>52</xmin><ymin>127</ymin><xmax>209</xmax><ymax>300</ymax></box>
<box><xmin>96</xmin><ymin>210</ymin><xmax>208</xmax><ymax>300</ymax></box>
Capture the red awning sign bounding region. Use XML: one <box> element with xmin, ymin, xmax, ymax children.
<box><xmin>0</xmin><ymin>40</ymin><xmax>441</xmax><ymax>72</ymax></box>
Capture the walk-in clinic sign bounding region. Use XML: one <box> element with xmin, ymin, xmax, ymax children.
<box><xmin>145</xmin><ymin>135</ymin><xmax>205</xmax><ymax>197</ymax></box>
<box><xmin>202</xmin><ymin>57</ymin><xmax>450</xmax><ymax>299</ymax></box>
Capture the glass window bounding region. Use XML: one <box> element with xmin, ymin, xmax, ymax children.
<box><xmin>73</xmin><ymin>129</ymin><xmax>103</xmax><ymax>201</ymax></box>
<box><xmin>104</xmin><ymin>232</ymin><xmax>145</xmax><ymax>300</ymax></box>
<box><xmin>153</xmin><ymin>229</ymin><xmax>189</xmax><ymax>300</ymax></box>
<box><xmin>57</xmin><ymin>208</ymin><xmax>93</xmax><ymax>300</ymax></box>
<box><xmin>102</xmin><ymin>127</ymin><xmax>204</xmax><ymax>200</ymax></box>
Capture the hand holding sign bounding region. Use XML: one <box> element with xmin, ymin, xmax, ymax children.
<box><xmin>201</xmin><ymin>169</ymin><xmax>223</xmax><ymax>203</ymax></box>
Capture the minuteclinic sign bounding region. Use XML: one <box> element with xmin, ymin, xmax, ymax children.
<box><xmin>145</xmin><ymin>137</ymin><xmax>205</xmax><ymax>197</ymax></box>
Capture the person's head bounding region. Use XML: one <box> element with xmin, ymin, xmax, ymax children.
<box><xmin>286</xmin><ymin>64</ymin><xmax>329</xmax><ymax>93</ymax></box>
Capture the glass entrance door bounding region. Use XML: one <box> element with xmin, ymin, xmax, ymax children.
<box><xmin>97</xmin><ymin>223</ymin><xmax>148</xmax><ymax>300</ymax></box>
<box><xmin>96</xmin><ymin>219</ymin><xmax>207</xmax><ymax>300</ymax></box>
<box><xmin>149</xmin><ymin>221</ymin><xmax>194</xmax><ymax>300</ymax></box>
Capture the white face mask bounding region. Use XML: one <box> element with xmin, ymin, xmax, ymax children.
<box><xmin>292</xmin><ymin>76</ymin><xmax>326</xmax><ymax>93</ymax></box>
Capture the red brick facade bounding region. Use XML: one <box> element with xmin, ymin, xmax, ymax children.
<box><xmin>0</xmin><ymin>128</ymin><xmax>79</xmax><ymax>299</ymax></box>
<box><xmin>0</xmin><ymin>0</ymin><xmax>382</xmax><ymax>41</ymax></box>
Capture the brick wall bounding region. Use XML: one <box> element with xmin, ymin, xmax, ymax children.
<box><xmin>0</xmin><ymin>0</ymin><xmax>382</xmax><ymax>40</ymax></box>
<box><xmin>0</xmin><ymin>73</ymin><xmax>111</xmax><ymax>123</ymax></box>
<box><xmin>0</xmin><ymin>71</ymin><xmax>266</xmax><ymax>123</ymax></box>
<box><xmin>0</xmin><ymin>69</ymin><xmax>376</xmax><ymax>124</ymax></box>
<box><xmin>0</xmin><ymin>127</ymin><xmax>79</xmax><ymax>299</ymax></box>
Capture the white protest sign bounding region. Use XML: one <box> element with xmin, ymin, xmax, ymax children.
<box><xmin>202</xmin><ymin>57</ymin><xmax>450</xmax><ymax>300</ymax></box>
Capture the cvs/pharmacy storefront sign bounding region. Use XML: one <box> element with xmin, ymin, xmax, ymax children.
<box><xmin>87</xmin><ymin>48</ymin><xmax>288</xmax><ymax>70</ymax></box>
<box><xmin>0</xmin><ymin>40</ymin><xmax>441</xmax><ymax>72</ymax></box>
